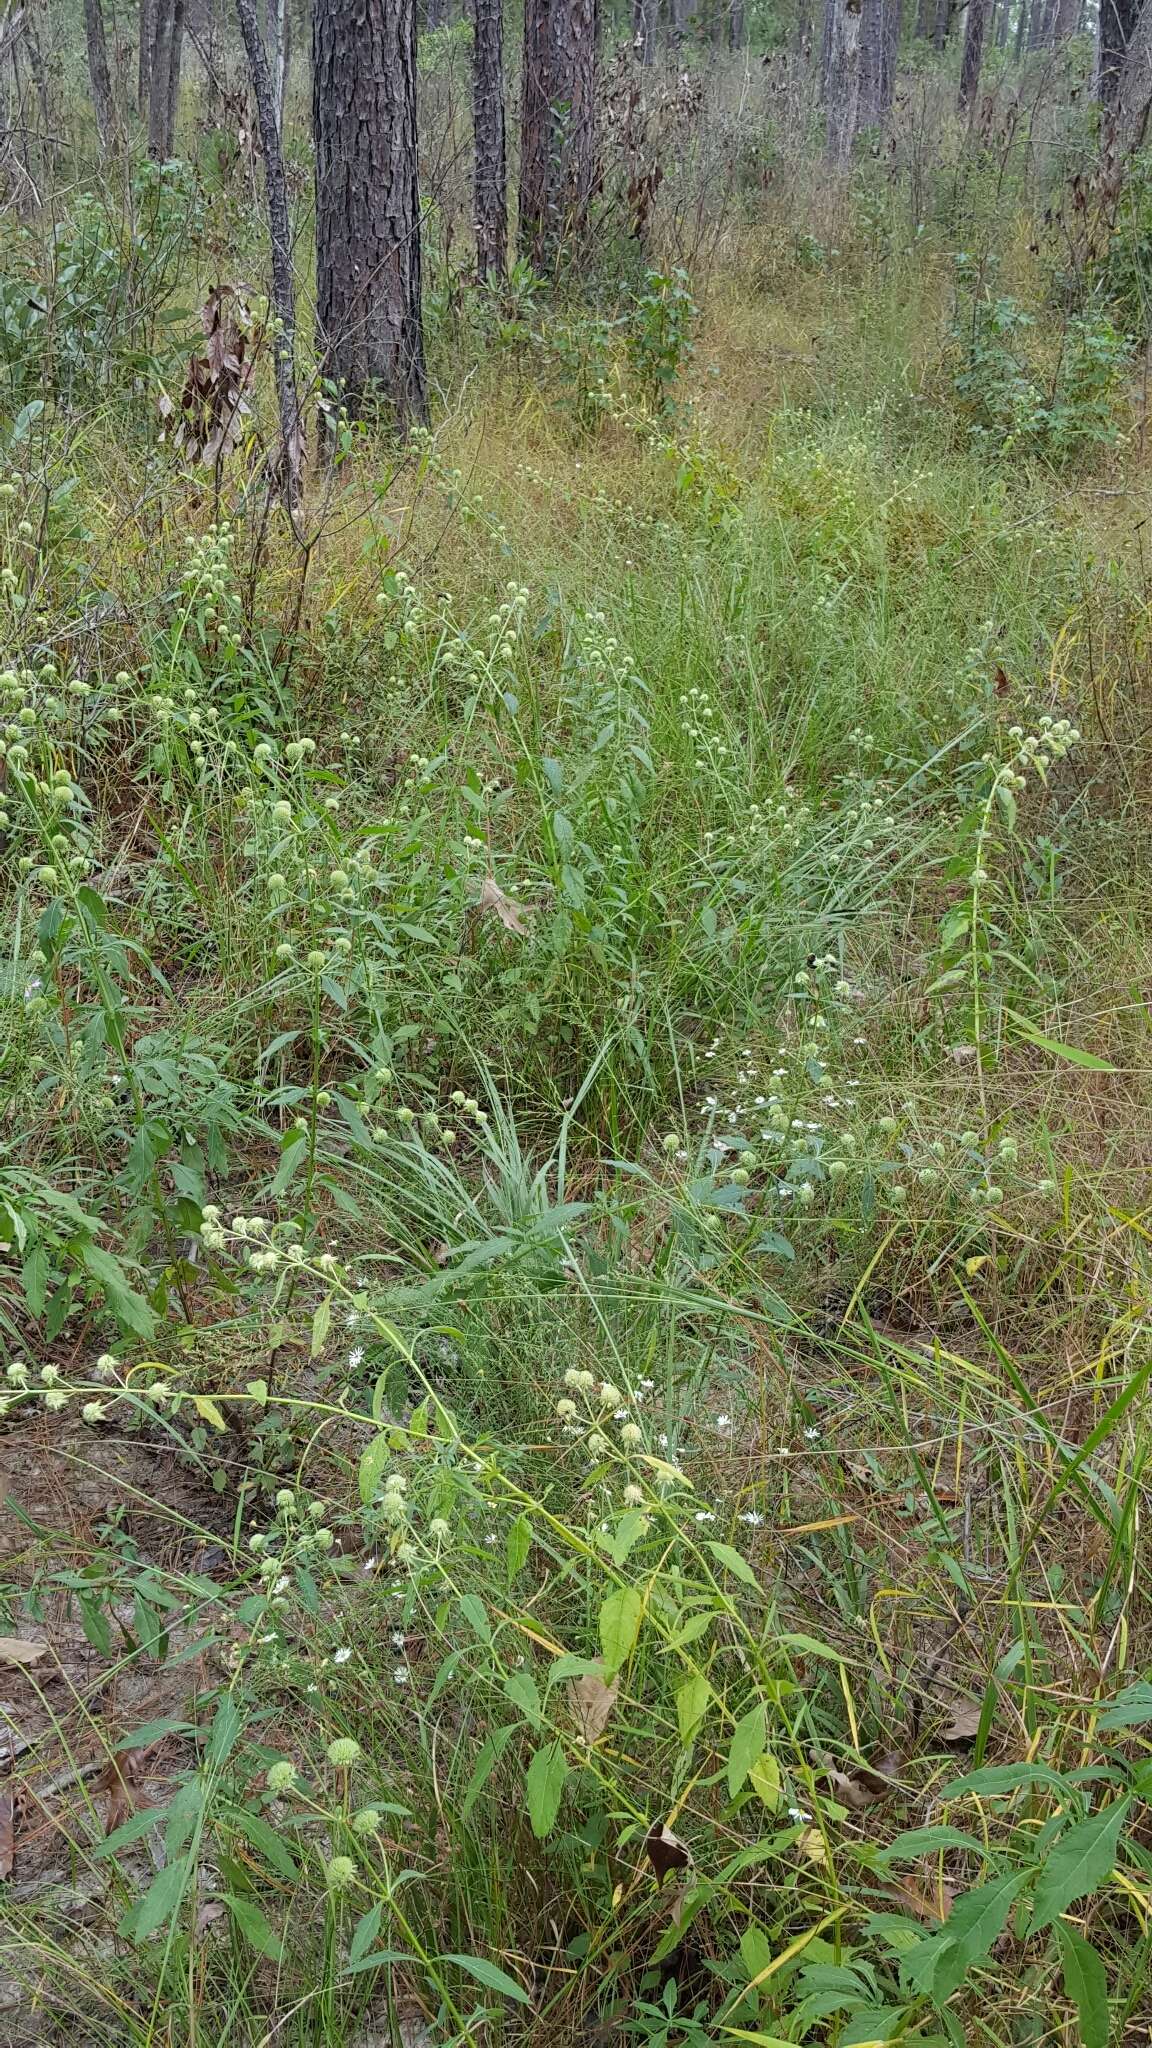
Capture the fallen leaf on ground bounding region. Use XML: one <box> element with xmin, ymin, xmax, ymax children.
<box><xmin>823</xmin><ymin>1763</ymin><xmax>888</xmax><ymax>1810</ymax></box>
<box><xmin>645</xmin><ymin>1820</ymin><xmax>691</xmax><ymax>1884</ymax></box>
<box><xmin>569</xmin><ymin>1668</ymin><xmax>619</xmax><ymax>1745</ymax></box>
<box><xmin>97</xmin><ymin>1750</ymin><xmax>145</xmax><ymax>1835</ymax></box>
<box><xmin>884</xmin><ymin>1872</ymin><xmax>953</xmax><ymax>1921</ymax></box>
<box><xmin>0</xmin><ymin>1638</ymin><xmax>48</xmax><ymax>1668</ymax></box>
<box><xmin>477</xmin><ymin>876</ymin><xmax>529</xmax><ymax>936</ymax></box>
<box><xmin>940</xmin><ymin>1700</ymin><xmax>982</xmax><ymax>1743</ymax></box>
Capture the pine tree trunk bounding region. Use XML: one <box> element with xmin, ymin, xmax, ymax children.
<box><xmin>914</xmin><ymin>0</ymin><xmax>932</xmax><ymax>36</ymax></box>
<box><xmin>137</xmin><ymin>0</ymin><xmax>151</xmax><ymax>115</ymax></box>
<box><xmin>520</xmin><ymin>0</ymin><xmax>598</xmax><ymax>270</ymax></box>
<box><xmin>1099</xmin><ymin>0</ymin><xmax>1141</xmax><ymax>105</ymax></box>
<box><xmin>165</xmin><ymin>0</ymin><xmax>185</xmax><ymax>150</ymax></box>
<box><xmin>958</xmin><ymin>0</ymin><xmax>986</xmax><ymax>103</ymax></box>
<box><xmin>472</xmin><ymin>0</ymin><xmax>507</xmax><ymax>278</ymax></box>
<box><xmin>520</xmin><ymin>0</ymin><xmax>552</xmax><ymax>262</ymax></box>
<box><xmin>236</xmin><ymin>0</ymin><xmax>303</xmax><ymax>502</ymax></box>
<box><xmin>826</xmin><ymin>0</ymin><xmax>862</xmax><ymax>163</ymax></box>
<box><xmin>1051</xmin><ymin>0</ymin><xmax>1077</xmax><ymax>36</ymax></box>
<box><xmin>266</xmin><ymin>0</ymin><xmax>290</xmax><ymax>132</ymax></box>
<box><xmin>84</xmin><ymin>0</ymin><xmax>117</xmax><ymax>148</ymax></box>
<box><xmin>729</xmin><ymin>0</ymin><xmax>745</xmax><ymax>44</ymax></box>
<box><xmin>552</xmin><ymin>0</ymin><xmax>597</xmax><ymax>247</ymax></box>
<box><xmin>312</xmin><ymin>0</ymin><xmax>428</xmax><ymax>427</ymax></box>
<box><xmin>634</xmin><ymin>0</ymin><xmax>658</xmax><ymax>59</ymax></box>
<box><xmin>820</xmin><ymin>0</ymin><xmax>835</xmax><ymax>96</ymax></box>
<box><xmin>147</xmin><ymin>0</ymin><xmax>172</xmax><ymax>153</ymax></box>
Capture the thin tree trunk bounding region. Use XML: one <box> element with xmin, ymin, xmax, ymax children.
<box><xmin>164</xmin><ymin>0</ymin><xmax>184</xmax><ymax>150</ymax></box>
<box><xmin>266</xmin><ymin>0</ymin><xmax>290</xmax><ymax>131</ymax></box>
<box><xmin>1117</xmin><ymin>0</ymin><xmax>1152</xmax><ymax>137</ymax></box>
<box><xmin>859</xmin><ymin>0</ymin><xmax>897</xmax><ymax>123</ymax></box>
<box><xmin>312</xmin><ymin>0</ymin><xmax>427</xmax><ymax>427</ymax></box>
<box><xmin>1013</xmin><ymin>0</ymin><xmax>1030</xmax><ymax>56</ymax></box>
<box><xmin>915</xmin><ymin>0</ymin><xmax>932</xmax><ymax>34</ymax></box>
<box><xmin>826</xmin><ymin>0</ymin><xmax>862</xmax><ymax>163</ymax></box>
<box><xmin>633</xmin><ymin>0</ymin><xmax>658</xmax><ymax>57</ymax></box>
<box><xmin>959</xmin><ymin>0</ymin><xmax>986</xmax><ymax>102</ymax></box>
<box><xmin>472</xmin><ymin>0</ymin><xmax>507</xmax><ymax>279</ymax></box>
<box><xmin>933</xmin><ymin>0</ymin><xmax>951</xmax><ymax>48</ymax></box>
<box><xmin>729</xmin><ymin>0</ymin><xmax>745</xmax><ymax>43</ymax></box>
<box><xmin>84</xmin><ymin>0</ymin><xmax>117</xmax><ymax>148</ymax></box>
<box><xmin>147</xmin><ymin>0</ymin><xmax>172</xmax><ymax>153</ymax></box>
<box><xmin>820</xmin><ymin>0</ymin><xmax>835</xmax><ymax>95</ymax></box>
<box><xmin>235</xmin><ymin>0</ymin><xmax>303</xmax><ymax>503</ymax></box>
<box><xmin>1051</xmin><ymin>0</ymin><xmax>1077</xmax><ymax>35</ymax></box>
<box><xmin>137</xmin><ymin>0</ymin><xmax>151</xmax><ymax>115</ymax></box>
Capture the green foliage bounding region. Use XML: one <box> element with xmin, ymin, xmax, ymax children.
<box><xmin>950</xmin><ymin>264</ymin><xmax>1132</xmax><ymax>461</ymax></box>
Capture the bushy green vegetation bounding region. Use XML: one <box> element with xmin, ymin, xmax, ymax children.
<box><xmin>3</xmin><ymin>46</ymin><xmax>1152</xmax><ymax>2048</ymax></box>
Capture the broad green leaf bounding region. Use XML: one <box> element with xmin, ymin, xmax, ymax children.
<box><xmin>1002</xmin><ymin>1008</ymin><xmax>1116</xmax><ymax>1072</ymax></box>
<box><xmin>226</xmin><ymin>1807</ymin><xmax>300</xmax><ymax>1882</ymax></box>
<box><xmin>669</xmin><ymin>1610</ymin><xmax>716</xmax><ymax>1650</ymax></box>
<box><xmin>506</xmin><ymin>1512</ymin><xmax>532</xmax><ymax>1581</ymax></box>
<box><xmin>192</xmin><ymin>1394</ymin><xmax>227</xmax><ymax>1431</ymax></box>
<box><xmin>120</xmin><ymin>1854</ymin><xmax>190</xmax><ymax>1942</ymax></box>
<box><xmin>1056</xmin><ymin>1920</ymin><xmax>1109</xmax><ymax>2048</ymax></box>
<box><xmin>358</xmin><ymin>1432</ymin><xmax>391</xmax><ymax>1504</ymax></box>
<box><xmin>727</xmin><ymin>1700</ymin><xmax>767</xmax><ymax>1799</ymax></box>
<box><xmin>706</xmin><ymin>1541</ymin><xmax>759</xmax><ymax>1589</ymax></box>
<box><xmin>311</xmin><ymin>1295</ymin><xmax>332</xmax><ymax>1357</ymax></box>
<box><xmin>460</xmin><ymin>1723</ymin><xmax>515</xmax><ymax>1820</ymax></box>
<box><xmin>503</xmin><ymin>1670</ymin><xmax>542</xmax><ymax>1727</ymax></box>
<box><xmin>748</xmin><ymin>1751</ymin><xmax>781</xmax><ymax>1810</ymax></box>
<box><xmin>525</xmin><ymin>1739</ymin><xmax>568</xmax><ymax>1839</ymax></box>
<box><xmin>599</xmin><ymin>1585</ymin><xmax>643</xmax><ymax>1677</ymax></box>
<box><xmin>879</xmin><ymin>1826</ymin><xmax>990</xmax><ymax>1862</ymax></box>
<box><xmin>929</xmin><ymin>1871</ymin><xmax>1026</xmax><ymax>1999</ymax></box>
<box><xmin>1029</xmin><ymin>1799</ymin><xmax>1130</xmax><ymax>1934</ymax></box>
<box><xmin>349</xmin><ymin>1901</ymin><xmax>383</xmax><ymax>1969</ymax></box>
<box><xmin>443</xmin><ymin>1953</ymin><xmax>530</xmax><ymax>2005</ymax></box>
<box><xmin>1098</xmin><ymin>1681</ymin><xmax>1152</xmax><ymax>1729</ymax></box>
<box><xmin>114</xmin><ymin>1717</ymin><xmax>193</xmax><ymax>1751</ymax></box>
<box><xmin>676</xmin><ymin>1673</ymin><xmax>712</xmax><ymax>1745</ymax></box>
<box><xmin>457</xmin><ymin>1593</ymin><xmax>491</xmax><ymax>1643</ymax></box>
<box><xmin>223</xmin><ymin>1893</ymin><xmax>282</xmax><ymax>1961</ymax></box>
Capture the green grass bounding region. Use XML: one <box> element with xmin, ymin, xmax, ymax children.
<box><xmin>2</xmin><ymin>80</ymin><xmax>1152</xmax><ymax>2048</ymax></box>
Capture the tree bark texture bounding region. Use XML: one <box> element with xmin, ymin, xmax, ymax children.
<box><xmin>519</xmin><ymin>0</ymin><xmax>598</xmax><ymax>270</ymax></box>
<box><xmin>958</xmin><ymin>0</ymin><xmax>986</xmax><ymax>103</ymax></box>
<box><xmin>312</xmin><ymin>0</ymin><xmax>428</xmax><ymax>427</ymax></box>
<box><xmin>235</xmin><ymin>0</ymin><xmax>303</xmax><ymax>501</ymax></box>
<box><xmin>137</xmin><ymin>0</ymin><xmax>151</xmax><ymax>115</ymax></box>
<box><xmin>472</xmin><ymin>0</ymin><xmax>507</xmax><ymax>278</ymax></box>
<box><xmin>633</xmin><ymin>0</ymin><xmax>658</xmax><ymax>60</ymax></box>
<box><xmin>84</xmin><ymin>0</ymin><xmax>117</xmax><ymax>147</ymax></box>
<box><xmin>826</xmin><ymin>0</ymin><xmax>862</xmax><ymax>163</ymax></box>
<box><xmin>146</xmin><ymin>0</ymin><xmax>174</xmax><ymax>154</ymax></box>
<box><xmin>859</xmin><ymin>0</ymin><xmax>899</xmax><ymax>123</ymax></box>
<box><xmin>1098</xmin><ymin>0</ymin><xmax>1141</xmax><ymax>104</ymax></box>
<box><xmin>266</xmin><ymin>0</ymin><xmax>290</xmax><ymax>131</ymax></box>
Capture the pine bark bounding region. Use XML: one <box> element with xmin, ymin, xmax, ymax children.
<box><xmin>266</xmin><ymin>0</ymin><xmax>291</xmax><ymax>131</ymax></box>
<box><xmin>146</xmin><ymin>0</ymin><xmax>173</xmax><ymax>154</ymax></box>
<box><xmin>859</xmin><ymin>0</ymin><xmax>899</xmax><ymax>123</ymax></box>
<box><xmin>138</xmin><ymin>0</ymin><xmax>151</xmax><ymax>116</ymax></box>
<box><xmin>826</xmin><ymin>0</ymin><xmax>862</xmax><ymax>163</ymax></box>
<box><xmin>958</xmin><ymin>0</ymin><xmax>986</xmax><ymax>104</ymax></box>
<box><xmin>312</xmin><ymin>0</ymin><xmax>428</xmax><ymax>427</ymax></box>
<box><xmin>1099</xmin><ymin>0</ymin><xmax>1141</xmax><ymax>105</ymax></box>
<box><xmin>472</xmin><ymin>0</ymin><xmax>507</xmax><ymax>279</ymax></box>
<box><xmin>235</xmin><ymin>0</ymin><xmax>303</xmax><ymax>501</ymax></box>
<box><xmin>84</xmin><ymin>0</ymin><xmax>117</xmax><ymax>148</ymax></box>
<box><xmin>519</xmin><ymin>0</ymin><xmax>598</xmax><ymax>270</ymax></box>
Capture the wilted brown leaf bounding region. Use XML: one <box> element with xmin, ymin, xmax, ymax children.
<box><xmin>477</xmin><ymin>875</ymin><xmax>529</xmax><ymax>937</ymax></box>
<box><xmin>0</xmin><ymin>1792</ymin><xmax>13</xmax><ymax>1880</ymax></box>
<box><xmin>97</xmin><ymin>1750</ymin><xmax>145</xmax><ymax>1836</ymax></box>
<box><xmin>939</xmin><ymin>1699</ymin><xmax>982</xmax><ymax>1744</ymax></box>
<box><xmin>823</xmin><ymin>1763</ymin><xmax>889</xmax><ymax>1811</ymax></box>
<box><xmin>0</xmin><ymin>1637</ymin><xmax>48</xmax><ymax>1668</ymax></box>
<box><xmin>884</xmin><ymin>1871</ymin><xmax>953</xmax><ymax>1922</ymax></box>
<box><xmin>645</xmin><ymin>1820</ymin><xmax>691</xmax><ymax>1884</ymax></box>
<box><xmin>569</xmin><ymin>1668</ymin><xmax>619</xmax><ymax>1746</ymax></box>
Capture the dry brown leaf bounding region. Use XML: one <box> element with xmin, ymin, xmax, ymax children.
<box><xmin>644</xmin><ymin>1820</ymin><xmax>691</xmax><ymax>1884</ymax></box>
<box><xmin>0</xmin><ymin>1792</ymin><xmax>13</xmax><ymax>1880</ymax></box>
<box><xmin>823</xmin><ymin>1763</ymin><xmax>888</xmax><ymax>1811</ymax></box>
<box><xmin>940</xmin><ymin>1699</ymin><xmax>982</xmax><ymax>1744</ymax></box>
<box><xmin>97</xmin><ymin>1750</ymin><xmax>145</xmax><ymax>1836</ymax></box>
<box><xmin>476</xmin><ymin>875</ymin><xmax>529</xmax><ymax>937</ymax></box>
<box><xmin>884</xmin><ymin>1871</ymin><xmax>953</xmax><ymax>1922</ymax></box>
<box><xmin>0</xmin><ymin>1637</ymin><xmax>48</xmax><ymax>1668</ymax></box>
<box><xmin>569</xmin><ymin>1668</ymin><xmax>619</xmax><ymax>1746</ymax></box>
<box><xmin>797</xmin><ymin>1825</ymin><xmax>828</xmax><ymax>1865</ymax></box>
